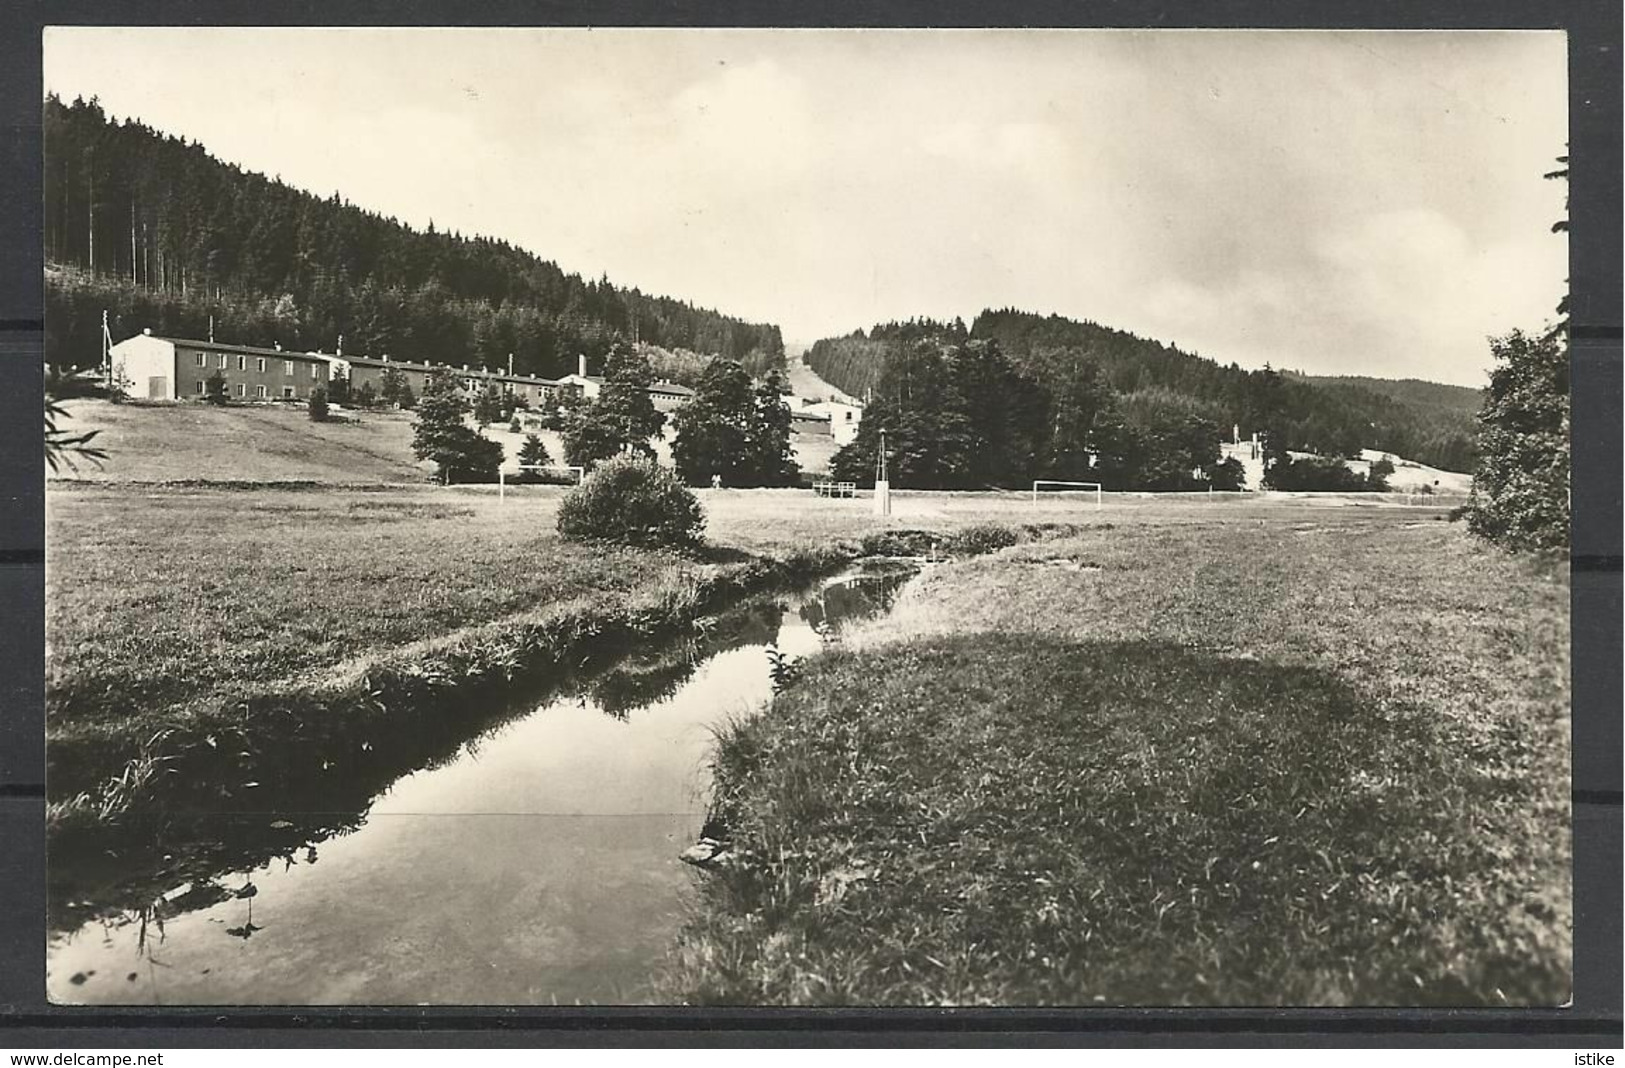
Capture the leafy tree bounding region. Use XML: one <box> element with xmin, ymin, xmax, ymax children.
<box><xmin>1043</xmin><ymin>359</ymin><xmax>1115</xmax><ymax>481</ymax></box>
<box><xmin>379</xmin><ymin>367</ymin><xmax>410</xmax><ymax>408</ymax></box>
<box><xmin>1464</xmin><ymin>329</ymin><xmax>1569</xmax><ymax>551</ymax></box>
<box><xmin>1366</xmin><ymin>456</ymin><xmax>1395</xmax><ymax>492</ymax></box>
<box><xmin>203</xmin><ymin>369</ymin><xmax>227</xmax><ymax>405</ymax></box>
<box><xmin>308</xmin><ymin>386</ymin><xmax>329</xmax><ymax>422</ymax></box>
<box><xmin>473</xmin><ymin>383</ymin><xmax>505</xmax><ymax>426</ymax></box>
<box><xmin>672</xmin><ymin>359</ymin><xmax>754</xmax><ymax>485</ymax></box>
<box><xmin>747</xmin><ymin>368</ymin><xmax>801</xmax><ymax>486</ymax></box>
<box><xmin>1206</xmin><ymin>456</ymin><xmax>1246</xmax><ymax>491</ymax></box>
<box><xmin>671</xmin><ymin>362</ymin><xmax>801</xmax><ymax>487</ymax></box>
<box><xmin>561</xmin><ymin>340</ymin><xmax>666</xmax><ymax>468</ymax></box>
<box><xmin>354</xmin><ymin>380</ymin><xmax>377</xmax><ymax>408</ymax></box>
<box><xmin>411</xmin><ymin>371</ymin><xmax>500</xmax><ymax>483</ymax></box>
<box><xmin>1264</xmin><ymin>455</ymin><xmax>1368</xmax><ymax>492</ymax></box>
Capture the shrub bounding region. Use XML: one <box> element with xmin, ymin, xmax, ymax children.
<box><xmin>308</xmin><ymin>387</ymin><xmax>329</xmax><ymax>422</ymax></box>
<box><xmin>946</xmin><ymin>522</ymin><xmax>1020</xmax><ymax>556</ymax></box>
<box><xmin>556</xmin><ymin>453</ymin><xmax>705</xmax><ymax>550</ymax></box>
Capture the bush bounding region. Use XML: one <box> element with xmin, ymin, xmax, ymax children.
<box><xmin>308</xmin><ymin>387</ymin><xmax>329</xmax><ymax>422</ymax></box>
<box><xmin>946</xmin><ymin>522</ymin><xmax>1020</xmax><ymax>556</ymax></box>
<box><xmin>556</xmin><ymin>453</ymin><xmax>705</xmax><ymax>550</ymax></box>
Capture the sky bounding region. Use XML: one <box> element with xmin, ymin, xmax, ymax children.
<box><xmin>44</xmin><ymin>28</ymin><xmax>1567</xmax><ymax>385</ymax></box>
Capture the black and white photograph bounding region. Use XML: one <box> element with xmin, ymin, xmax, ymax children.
<box><xmin>40</xmin><ymin>27</ymin><xmax>1573</xmax><ymax>1008</ymax></box>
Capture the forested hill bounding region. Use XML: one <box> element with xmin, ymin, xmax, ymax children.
<box><xmin>806</xmin><ymin>309</ymin><xmax>1479</xmax><ymax>471</ymax></box>
<box><xmin>1291</xmin><ymin>374</ymin><xmax>1484</xmax><ymax>416</ymax></box>
<box><xmin>43</xmin><ymin>95</ymin><xmax>784</xmax><ymax>377</ymax></box>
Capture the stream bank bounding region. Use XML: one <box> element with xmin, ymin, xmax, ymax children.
<box><xmin>48</xmin><ymin>563</ymin><xmax>921</xmax><ymax>1005</ymax></box>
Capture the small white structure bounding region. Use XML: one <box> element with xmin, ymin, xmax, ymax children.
<box><xmin>558</xmin><ymin>353</ymin><xmax>695</xmax><ymax>412</ymax></box>
<box><xmin>801</xmin><ymin>399</ymin><xmax>863</xmax><ymax>446</ymax></box>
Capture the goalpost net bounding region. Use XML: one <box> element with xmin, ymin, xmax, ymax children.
<box><xmin>1031</xmin><ymin>480</ymin><xmax>1103</xmax><ymax>511</ymax></box>
<box><xmin>499</xmin><ymin>464</ymin><xmax>585</xmax><ymax>501</ymax></box>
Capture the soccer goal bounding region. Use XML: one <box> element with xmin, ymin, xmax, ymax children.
<box><xmin>1031</xmin><ymin>480</ymin><xmax>1103</xmax><ymax>510</ymax></box>
<box><xmin>499</xmin><ymin>464</ymin><xmax>584</xmax><ymax>501</ymax></box>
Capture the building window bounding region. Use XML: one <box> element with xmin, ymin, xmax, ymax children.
<box><xmin>283</xmin><ymin>386</ymin><xmax>296</xmax><ymax>399</ymax></box>
<box><xmin>236</xmin><ymin>383</ymin><xmax>247</xmax><ymax>398</ymax></box>
<box><xmin>219</xmin><ymin>353</ymin><xmax>229</xmax><ymax>369</ymax></box>
<box><xmin>310</xmin><ymin>363</ymin><xmax>319</xmax><ymax>380</ymax></box>
<box><xmin>194</xmin><ymin>380</ymin><xmax>205</xmax><ymax>394</ymax></box>
<box><xmin>256</xmin><ymin>385</ymin><xmax>267</xmax><ymax>399</ymax></box>
<box><xmin>284</xmin><ymin>360</ymin><xmax>294</xmax><ymax>376</ymax></box>
<box><xmin>256</xmin><ymin>357</ymin><xmax>266</xmax><ymax>373</ymax></box>
<box><xmin>237</xmin><ymin>355</ymin><xmax>246</xmax><ymax>371</ymax></box>
<box><xmin>195</xmin><ymin>352</ymin><xmax>207</xmax><ymax>367</ymax></box>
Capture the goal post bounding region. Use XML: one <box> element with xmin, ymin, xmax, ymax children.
<box><xmin>1031</xmin><ymin>480</ymin><xmax>1103</xmax><ymax>510</ymax></box>
<box><xmin>499</xmin><ymin>464</ymin><xmax>584</xmax><ymax>501</ymax></box>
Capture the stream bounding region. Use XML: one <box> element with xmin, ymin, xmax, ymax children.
<box><xmin>45</xmin><ymin>564</ymin><xmax>918</xmax><ymax>1006</ymax></box>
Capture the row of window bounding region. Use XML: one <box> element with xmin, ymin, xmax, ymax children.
<box><xmin>192</xmin><ymin>352</ymin><xmax>320</xmax><ymax>379</ymax></box>
<box><xmin>192</xmin><ymin>380</ymin><xmax>303</xmax><ymax>399</ymax></box>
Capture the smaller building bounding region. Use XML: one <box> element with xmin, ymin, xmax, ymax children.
<box><xmin>340</xmin><ymin>355</ymin><xmax>572</xmax><ymax>407</ymax></box>
<box><xmin>799</xmin><ymin>399</ymin><xmax>863</xmax><ymax>446</ymax></box>
<box><xmin>109</xmin><ymin>331</ymin><xmax>331</xmax><ymax>402</ymax></box>
<box><xmin>558</xmin><ymin>354</ymin><xmax>695</xmax><ymax>412</ymax></box>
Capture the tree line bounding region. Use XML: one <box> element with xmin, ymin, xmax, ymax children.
<box><xmin>807</xmin><ymin>309</ymin><xmax>1478</xmax><ymax>473</ymax></box>
<box><xmin>409</xmin><ymin>339</ymin><xmax>800</xmax><ymax>489</ymax></box>
<box><xmin>43</xmin><ymin>95</ymin><xmax>784</xmax><ymax>377</ymax></box>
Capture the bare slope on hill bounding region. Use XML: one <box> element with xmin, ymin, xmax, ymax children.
<box><xmin>786</xmin><ymin>355</ymin><xmax>860</xmax><ymax>405</ymax></box>
<box><xmin>50</xmin><ymin>400</ymin><xmax>427</xmax><ymax>484</ymax></box>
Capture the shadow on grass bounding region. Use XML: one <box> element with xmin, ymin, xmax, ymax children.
<box><xmin>672</xmin><ymin>634</ymin><xmax>1568</xmax><ymax>1008</ymax></box>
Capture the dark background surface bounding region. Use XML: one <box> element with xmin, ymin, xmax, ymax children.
<box><xmin>1</xmin><ymin>0</ymin><xmax>1618</xmax><ymax>1047</ymax></box>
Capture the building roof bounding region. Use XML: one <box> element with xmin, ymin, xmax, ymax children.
<box><xmin>562</xmin><ymin>373</ymin><xmax>694</xmax><ymax>397</ymax></box>
<box><xmin>134</xmin><ymin>335</ymin><xmax>332</xmax><ymax>362</ymax></box>
<box><xmin>342</xmin><ymin>354</ymin><xmax>439</xmax><ymax>374</ymax></box>
<box><xmin>350</xmin><ymin>356</ymin><xmax>564</xmax><ymax>388</ymax></box>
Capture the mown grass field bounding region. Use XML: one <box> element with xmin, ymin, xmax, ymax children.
<box><xmin>51</xmin><ymin>398</ymin><xmax>427</xmax><ymax>483</ymax></box>
<box><xmin>43</xmin><ymin>481</ymin><xmax>1123</xmax><ymax>797</ymax></box>
<box><xmin>668</xmin><ymin>515</ymin><xmax>1571</xmax><ymax>1006</ymax></box>
<box><xmin>45</xmin><ymin>481</ymin><xmax>1457</xmax><ymax>743</ymax></box>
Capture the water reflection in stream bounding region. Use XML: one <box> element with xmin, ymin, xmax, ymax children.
<box><xmin>46</xmin><ymin>565</ymin><xmax>916</xmax><ymax>1006</ymax></box>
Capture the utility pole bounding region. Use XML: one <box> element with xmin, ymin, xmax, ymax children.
<box><xmin>100</xmin><ymin>309</ymin><xmax>111</xmax><ymax>389</ymax></box>
<box><xmin>86</xmin><ymin>146</ymin><xmax>95</xmax><ymax>274</ymax></box>
<box><xmin>873</xmin><ymin>428</ymin><xmax>891</xmax><ymax>516</ymax></box>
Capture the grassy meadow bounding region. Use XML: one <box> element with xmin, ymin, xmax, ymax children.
<box><xmin>50</xmin><ymin>398</ymin><xmax>427</xmax><ymax>483</ymax></box>
<box><xmin>668</xmin><ymin>515</ymin><xmax>1571</xmax><ymax>1006</ymax></box>
<box><xmin>43</xmin><ymin>477</ymin><xmax>1112</xmax><ymax>810</ymax></box>
<box><xmin>46</xmin><ymin>438</ymin><xmax>1566</xmax><ymax>1008</ymax></box>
